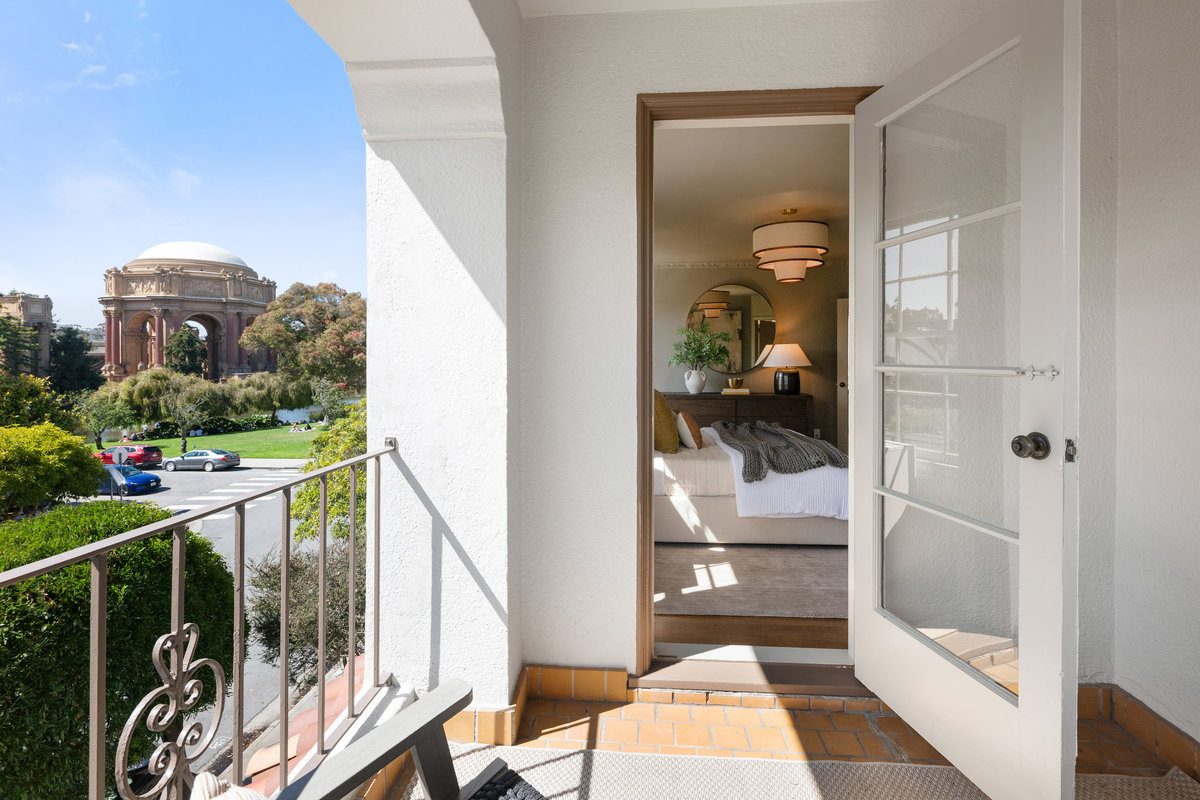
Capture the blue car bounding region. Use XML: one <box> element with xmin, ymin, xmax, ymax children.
<box><xmin>99</xmin><ymin>464</ymin><xmax>162</xmax><ymax>496</ymax></box>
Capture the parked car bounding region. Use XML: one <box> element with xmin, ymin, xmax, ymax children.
<box><xmin>98</xmin><ymin>465</ymin><xmax>162</xmax><ymax>496</ymax></box>
<box><xmin>163</xmin><ymin>449</ymin><xmax>242</xmax><ymax>472</ymax></box>
<box><xmin>93</xmin><ymin>444</ymin><xmax>164</xmax><ymax>469</ymax></box>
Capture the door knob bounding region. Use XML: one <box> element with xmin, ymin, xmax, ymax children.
<box><xmin>1011</xmin><ymin>432</ymin><xmax>1051</xmax><ymax>460</ymax></box>
<box><xmin>838</xmin><ymin>382</ymin><xmax>847</xmax><ymax>388</ymax></box>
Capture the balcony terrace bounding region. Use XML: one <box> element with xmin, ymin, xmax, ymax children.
<box><xmin>3</xmin><ymin>443</ymin><xmax>1198</xmax><ymax>800</ymax></box>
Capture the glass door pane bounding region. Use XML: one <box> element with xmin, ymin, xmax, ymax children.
<box><xmin>876</xmin><ymin>42</ymin><xmax>1023</xmax><ymax>695</ymax></box>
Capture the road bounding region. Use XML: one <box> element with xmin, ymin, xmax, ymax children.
<box><xmin>110</xmin><ymin>465</ymin><xmax>305</xmax><ymax>767</ymax></box>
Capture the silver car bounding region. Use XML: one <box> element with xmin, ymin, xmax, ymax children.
<box><xmin>163</xmin><ymin>448</ymin><xmax>242</xmax><ymax>472</ymax></box>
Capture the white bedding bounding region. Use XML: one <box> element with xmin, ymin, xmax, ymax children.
<box><xmin>653</xmin><ymin>431</ymin><xmax>735</xmax><ymax>497</ymax></box>
<box><xmin>654</xmin><ymin>426</ymin><xmax>848</xmax><ymax>520</ymax></box>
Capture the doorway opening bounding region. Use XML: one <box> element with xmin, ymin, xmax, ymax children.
<box><xmin>635</xmin><ymin>88</ymin><xmax>876</xmax><ymax>680</ymax></box>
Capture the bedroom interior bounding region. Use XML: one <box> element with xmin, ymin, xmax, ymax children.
<box><xmin>649</xmin><ymin>117</ymin><xmax>853</xmax><ymax>666</ymax></box>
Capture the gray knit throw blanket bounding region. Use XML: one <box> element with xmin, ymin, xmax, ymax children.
<box><xmin>713</xmin><ymin>420</ymin><xmax>849</xmax><ymax>483</ymax></box>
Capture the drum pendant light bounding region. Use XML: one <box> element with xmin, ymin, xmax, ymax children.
<box><xmin>752</xmin><ymin>213</ymin><xmax>829</xmax><ymax>283</ymax></box>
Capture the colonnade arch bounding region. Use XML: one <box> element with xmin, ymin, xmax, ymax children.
<box><xmin>100</xmin><ymin>241</ymin><xmax>276</xmax><ymax>382</ymax></box>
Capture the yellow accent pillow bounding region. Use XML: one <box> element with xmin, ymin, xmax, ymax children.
<box><xmin>653</xmin><ymin>390</ymin><xmax>680</xmax><ymax>454</ymax></box>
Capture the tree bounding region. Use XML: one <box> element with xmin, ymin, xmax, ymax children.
<box><xmin>292</xmin><ymin>401</ymin><xmax>366</xmax><ymax>541</ymax></box>
<box><xmin>0</xmin><ymin>370</ymin><xmax>75</xmax><ymax>429</ymax></box>
<box><xmin>227</xmin><ymin>371</ymin><xmax>313</xmax><ymax>422</ymax></box>
<box><xmin>0</xmin><ymin>315</ymin><xmax>39</xmax><ymax>374</ymax></box>
<box><xmin>240</xmin><ymin>282</ymin><xmax>366</xmax><ymax>391</ymax></box>
<box><xmin>249</xmin><ymin>402</ymin><xmax>366</xmax><ymax>686</ymax></box>
<box><xmin>112</xmin><ymin>369</ymin><xmax>232</xmax><ymax>454</ymax></box>
<box><xmin>248</xmin><ymin>534</ymin><xmax>362</xmax><ymax>687</ymax></box>
<box><xmin>48</xmin><ymin>326</ymin><xmax>104</xmax><ymax>394</ymax></box>
<box><xmin>0</xmin><ymin>423</ymin><xmax>105</xmax><ymax>516</ymax></box>
<box><xmin>163</xmin><ymin>324</ymin><xmax>207</xmax><ymax>376</ymax></box>
<box><xmin>0</xmin><ymin>503</ymin><xmax>235</xmax><ymax>797</ymax></box>
<box><xmin>310</xmin><ymin>378</ymin><xmax>348</xmax><ymax>423</ymax></box>
<box><xmin>73</xmin><ymin>388</ymin><xmax>138</xmax><ymax>449</ymax></box>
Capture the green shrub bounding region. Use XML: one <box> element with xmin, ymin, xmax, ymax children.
<box><xmin>247</xmin><ymin>532</ymin><xmax>364</xmax><ymax>687</ymax></box>
<box><xmin>0</xmin><ymin>370</ymin><xmax>76</xmax><ymax>429</ymax></box>
<box><xmin>0</xmin><ymin>423</ymin><xmax>105</xmax><ymax>516</ymax></box>
<box><xmin>292</xmin><ymin>401</ymin><xmax>366</xmax><ymax>542</ymax></box>
<box><xmin>0</xmin><ymin>503</ymin><xmax>237</xmax><ymax>799</ymax></box>
<box><xmin>248</xmin><ymin>401</ymin><xmax>366</xmax><ymax>686</ymax></box>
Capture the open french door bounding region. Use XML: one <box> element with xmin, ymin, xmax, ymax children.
<box><xmin>851</xmin><ymin>1</ymin><xmax>1079</xmax><ymax>798</ymax></box>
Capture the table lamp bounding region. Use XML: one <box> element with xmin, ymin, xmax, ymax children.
<box><xmin>762</xmin><ymin>342</ymin><xmax>811</xmax><ymax>395</ymax></box>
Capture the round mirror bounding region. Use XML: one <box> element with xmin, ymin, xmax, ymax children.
<box><xmin>685</xmin><ymin>284</ymin><xmax>776</xmax><ymax>374</ymax></box>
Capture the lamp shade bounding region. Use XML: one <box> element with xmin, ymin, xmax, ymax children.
<box><xmin>762</xmin><ymin>343</ymin><xmax>811</xmax><ymax>368</ymax></box>
<box><xmin>771</xmin><ymin>261</ymin><xmax>810</xmax><ymax>283</ymax></box>
<box><xmin>695</xmin><ymin>289</ymin><xmax>730</xmax><ymax>318</ymax></box>
<box><xmin>752</xmin><ymin>221</ymin><xmax>829</xmax><ymax>258</ymax></box>
<box><xmin>756</xmin><ymin>246</ymin><xmax>826</xmax><ymax>270</ymax></box>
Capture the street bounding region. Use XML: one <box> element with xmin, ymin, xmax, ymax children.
<box><xmin>107</xmin><ymin>465</ymin><xmax>305</xmax><ymax>767</ymax></box>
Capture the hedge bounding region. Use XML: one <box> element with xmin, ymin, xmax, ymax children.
<box><xmin>0</xmin><ymin>423</ymin><xmax>104</xmax><ymax>516</ymax></box>
<box><xmin>0</xmin><ymin>502</ymin><xmax>237</xmax><ymax>799</ymax></box>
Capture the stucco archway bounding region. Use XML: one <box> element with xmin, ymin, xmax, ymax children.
<box><xmin>100</xmin><ymin>241</ymin><xmax>276</xmax><ymax>382</ymax></box>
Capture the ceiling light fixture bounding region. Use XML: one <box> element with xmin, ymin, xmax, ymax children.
<box><xmin>695</xmin><ymin>289</ymin><xmax>731</xmax><ymax>319</ymax></box>
<box><xmin>752</xmin><ymin>214</ymin><xmax>830</xmax><ymax>284</ymax></box>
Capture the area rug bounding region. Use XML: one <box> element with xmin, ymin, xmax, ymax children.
<box><xmin>393</xmin><ymin>743</ymin><xmax>1200</xmax><ymax>800</ymax></box>
<box><xmin>654</xmin><ymin>543</ymin><xmax>847</xmax><ymax>618</ymax></box>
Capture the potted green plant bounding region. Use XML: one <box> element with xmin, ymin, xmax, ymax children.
<box><xmin>669</xmin><ymin>321</ymin><xmax>733</xmax><ymax>393</ymax></box>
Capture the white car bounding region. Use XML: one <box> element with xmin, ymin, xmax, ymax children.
<box><xmin>163</xmin><ymin>448</ymin><xmax>242</xmax><ymax>472</ymax></box>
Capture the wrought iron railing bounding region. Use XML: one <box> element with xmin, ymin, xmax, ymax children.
<box><xmin>0</xmin><ymin>440</ymin><xmax>396</xmax><ymax>799</ymax></box>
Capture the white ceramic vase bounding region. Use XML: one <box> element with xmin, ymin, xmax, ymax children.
<box><xmin>684</xmin><ymin>369</ymin><xmax>707</xmax><ymax>394</ymax></box>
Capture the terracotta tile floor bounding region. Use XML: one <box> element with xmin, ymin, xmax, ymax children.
<box><xmin>516</xmin><ymin>694</ymin><xmax>950</xmax><ymax>764</ymax></box>
<box><xmin>514</xmin><ymin>691</ymin><xmax>1174</xmax><ymax>776</ymax></box>
<box><xmin>1077</xmin><ymin>719</ymin><xmax>1175</xmax><ymax>777</ymax></box>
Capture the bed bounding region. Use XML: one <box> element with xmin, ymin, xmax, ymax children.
<box><xmin>653</xmin><ymin>427</ymin><xmax>849</xmax><ymax>546</ymax></box>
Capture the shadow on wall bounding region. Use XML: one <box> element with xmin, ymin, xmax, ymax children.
<box><xmin>391</xmin><ymin>451</ymin><xmax>509</xmax><ymax>689</ymax></box>
<box><xmin>367</xmin><ymin>135</ymin><xmax>508</xmax><ymax>325</ymax></box>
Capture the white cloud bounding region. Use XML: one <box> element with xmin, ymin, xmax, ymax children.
<box><xmin>83</xmin><ymin>12</ymin><xmax>95</xmax><ymax>23</ymax></box>
<box><xmin>62</xmin><ymin>41</ymin><xmax>81</xmax><ymax>52</ymax></box>
<box><xmin>80</xmin><ymin>64</ymin><xmax>106</xmax><ymax>76</ymax></box>
<box><xmin>167</xmin><ymin>168</ymin><xmax>201</xmax><ymax>198</ymax></box>
<box><xmin>88</xmin><ymin>69</ymin><xmax>158</xmax><ymax>91</ymax></box>
<box><xmin>46</xmin><ymin>168</ymin><xmax>147</xmax><ymax>219</ymax></box>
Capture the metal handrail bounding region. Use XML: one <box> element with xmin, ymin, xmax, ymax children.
<box><xmin>0</xmin><ymin>445</ymin><xmax>395</xmax><ymax>589</ymax></box>
<box><xmin>0</xmin><ymin>439</ymin><xmax>396</xmax><ymax>800</ymax></box>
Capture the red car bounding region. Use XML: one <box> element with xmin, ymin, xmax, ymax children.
<box><xmin>94</xmin><ymin>445</ymin><xmax>164</xmax><ymax>469</ymax></box>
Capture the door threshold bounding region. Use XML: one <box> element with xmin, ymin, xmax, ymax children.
<box><xmin>656</xmin><ymin>642</ymin><xmax>852</xmax><ymax>665</ymax></box>
<box><xmin>635</xmin><ymin>655</ymin><xmax>871</xmax><ymax>697</ymax></box>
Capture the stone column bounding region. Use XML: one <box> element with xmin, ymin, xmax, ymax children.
<box><xmin>103</xmin><ymin>311</ymin><xmax>115</xmax><ymax>367</ymax></box>
<box><xmin>115</xmin><ymin>314</ymin><xmax>124</xmax><ymax>368</ymax></box>
<box><xmin>238</xmin><ymin>312</ymin><xmax>250</xmax><ymax>369</ymax></box>
<box><xmin>223</xmin><ymin>313</ymin><xmax>238</xmax><ymax>377</ymax></box>
<box><xmin>153</xmin><ymin>311</ymin><xmax>166</xmax><ymax>367</ymax></box>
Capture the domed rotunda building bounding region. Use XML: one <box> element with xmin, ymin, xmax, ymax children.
<box><xmin>99</xmin><ymin>242</ymin><xmax>276</xmax><ymax>382</ymax></box>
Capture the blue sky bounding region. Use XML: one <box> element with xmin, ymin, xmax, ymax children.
<box><xmin>0</xmin><ymin>1</ymin><xmax>365</xmax><ymax>327</ymax></box>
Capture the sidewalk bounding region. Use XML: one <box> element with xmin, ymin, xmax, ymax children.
<box><xmin>240</xmin><ymin>458</ymin><xmax>306</xmax><ymax>469</ymax></box>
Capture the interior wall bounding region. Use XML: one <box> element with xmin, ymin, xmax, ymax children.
<box><xmin>1113</xmin><ymin>0</ymin><xmax>1200</xmax><ymax>739</ymax></box>
<box><xmin>1077</xmin><ymin>0</ymin><xmax>1118</xmax><ymax>686</ymax></box>
<box><xmin>653</xmin><ymin>259</ymin><xmax>847</xmax><ymax>439</ymax></box>
<box><xmin>519</xmin><ymin>0</ymin><xmax>1003</xmax><ymax>671</ymax></box>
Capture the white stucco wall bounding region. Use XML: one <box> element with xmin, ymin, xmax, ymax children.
<box><xmin>1113</xmin><ymin>0</ymin><xmax>1200</xmax><ymax>739</ymax></box>
<box><xmin>1076</xmin><ymin>0</ymin><xmax>1118</xmax><ymax>686</ymax></box>
<box><xmin>518</xmin><ymin>0</ymin><xmax>1003</xmax><ymax>670</ymax></box>
<box><xmin>290</xmin><ymin>0</ymin><xmax>524</xmax><ymax>708</ymax></box>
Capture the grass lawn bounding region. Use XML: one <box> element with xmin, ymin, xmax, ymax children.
<box><xmin>101</xmin><ymin>425</ymin><xmax>330</xmax><ymax>460</ymax></box>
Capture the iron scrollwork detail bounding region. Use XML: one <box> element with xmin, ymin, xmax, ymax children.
<box><xmin>116</xmin><ymin>623</ymin><xmax>226</xmax><ymax>800</ymax></box>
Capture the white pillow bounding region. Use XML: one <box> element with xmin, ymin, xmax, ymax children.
<box><xmin>675</xmin><ymin>411</ymin><xmax>703</xmax><ymax>449</ymax></box>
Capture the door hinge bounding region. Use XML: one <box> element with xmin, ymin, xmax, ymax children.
<box><xmin>1064</xmin><ymin>438</ymin><xmax>1077</xmax><ymax>463</ymax></box>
